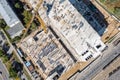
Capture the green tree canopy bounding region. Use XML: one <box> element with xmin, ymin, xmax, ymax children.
<box><xmin>9</xmin><ymin>66</ymin><xmax>17</xmax><ymax>78</ymax></box>
<box><xmin>31</xmin><ymin>22</ymin><xmax>37</xmax><ymax>30</ymax></box>
<box><xmin>114</xmin><ymin>7</ymin><xmax>120</xmax><ymax>15</ymax></box>
<box><xmin>0</xmin><ymin>19</ymin><xmax>6</xmax><ymax>28</ymax></box>
<box><xmin>0</xmin><ymin>49</ymin><xmax>3</xmax><ymax>57</ymax></box>
<box><xmin>22</xmin><ymin>10</ymin><xmax>32</xmax><ymax>25</ymax></box>
<box><xmin>15</xmin><ymin>2</ymin><xmax>22</xmax><ymax>9</ymax></box>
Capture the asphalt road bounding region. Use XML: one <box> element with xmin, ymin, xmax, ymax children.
<box><xmin>92</xmin><ymin>55</ymin><xmax>120</xmax><ymax>80</ymax></box>
<box><xmin>0</xmin><ymin>60</ymin><xmax>9</xmax><ymax>80</ymax></box>
<box><xmin>69</xmin><ymin>32</ymin><xmax>120</xmax><ymax>80</ymax></box>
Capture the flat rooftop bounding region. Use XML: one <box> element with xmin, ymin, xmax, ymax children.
<box><xmin>47</xmin><ymin>0</ymin><xmax>106</xmax><ymax>61</ymax></box>
<box><xmin>0</xmin><ymin>0</ymin><xmax>19</xmax><ymax>27</ymax></box>
<box><xmin>0</xmin><ymin>0</ymin><xmax>24</xmax><ymax>38</ymax></box>
<box><xmin>19</xmin><ymin>29</ymin><xmax>75</xmax><ymax>79</ymax></box>
<box><xmin>69</xmin><ymin>0</ymin><xmax>107</xmax><ymax>36</ymax></box>
<box><xmin>7</xmin><ymin>22</ymin><xmax>24</xmax><ymax>38</ymax></box>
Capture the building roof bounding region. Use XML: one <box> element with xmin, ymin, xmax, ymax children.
<box><xmin>46</xmin><ymin>0</ymin><xmax>106</xmax><ymax>61</ymax></box>
<box><xmin>0</xmin><ymin>0</ymin><xmax>19</xmax><ymax>27</ymax></box>
<box><xmin>7</xmin><ymin>22</ymin><xmax>24</xmax><ymax>38</ymax></box>
<box><xmin>69</xmin><ymin>0</ymin><xmax>107</xmax><ymax>36</ymax></box>
<box><xmin>0</xmin><ymin>0</ymin><xmax>24</xmax><ymax>38</ymax></box>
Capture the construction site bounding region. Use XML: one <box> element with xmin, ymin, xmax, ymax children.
<box><xmin>18</xmin><ymin>28</ymin><xmax>75</xmax><ymax>79</ymax></box>
<box><xmin>17</xmin><ymin>0</ymin><xmax>120</xmax><ymax>80</ymax></box>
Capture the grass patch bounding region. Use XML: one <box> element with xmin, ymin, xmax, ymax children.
<box><xmin>100</xmin><ymin>0</ymin><xmax>106</xmax><ymax>3</ymax></box>
<box><xmin>98</xmin><ymin>0</ymin><xmax>120</xmax><ymax>20</ymax></box>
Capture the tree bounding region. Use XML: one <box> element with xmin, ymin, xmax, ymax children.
<box><xmin>22</xmin><ymin>10</ymin><xmax>32</xmax><ymax>25</ymax></box>
<box><xmin>12</xmin><ymin>36</ymin><xmax>21</xmax><ymax>42</ymax></box>
<box><xmin>15</xmin><ymin>2</ymin><xmax>22</xmax><ymax>9</ymax></box>
<box><xmin>0</xmin><ymin>49</ymin><xmax>3</xmax><ymax>57</ymax></box>
<box><xmin>0</xmin><ymin>19</ymin><xmax>6</xmax><ymax>28</ymax></box>
<box><xmin>3</xmin><ymin>55</ymin><xmax>9</xmax><ymax>63</ymax></box>
<box><xmin>31</xmin><ymin>22</ymin><xmax>37</xmax><ymax>30</ymax></box>
<box><xmin>0</xmin><ymin>49</ymin><xmax>8</xmax><ymax>63</ymax></box>
<box><xmin>9</xmin><ymin>66</ymin><xmax>17</xmax><ymax>78</ymax></box>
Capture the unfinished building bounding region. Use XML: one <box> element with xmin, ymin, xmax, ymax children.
<box><xmin>38</xmin><ymin>0</ymin><xmax>106</xmax><ymax>61</ymax></box>
<box><xmin>19</xmin><ymin>29</ymin><xmax>75</xmax><ymax>79</ymax></box>
<box><xmin>21</xmin><ymin>0</ymin><xmax>107</xmax><ymax>79</ymax></box>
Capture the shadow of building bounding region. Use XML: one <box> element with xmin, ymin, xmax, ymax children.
<box><xmin>69</xmin><ymin>0</ymin><xmax>108</xmax><ymax>36</ymax></box>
